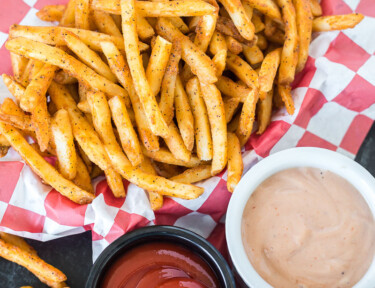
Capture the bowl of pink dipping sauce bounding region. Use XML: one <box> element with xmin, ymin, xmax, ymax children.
<box><xmin>226</xmin><ymin>147</ymin><xmax>375</xmax><ymax>288</ymax></box>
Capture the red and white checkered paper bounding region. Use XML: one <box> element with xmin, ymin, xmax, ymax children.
<box><xmin>0</xmin><ymin>0</ymin><xmax>374</xmax><ymax>262</ymax></box>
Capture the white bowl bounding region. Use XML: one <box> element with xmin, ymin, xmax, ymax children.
<box><xmin>226</xmin><ymin>147</ymin><xmax>375</xmax><ymax>288</ymax></box>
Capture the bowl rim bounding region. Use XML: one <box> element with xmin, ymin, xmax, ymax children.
<box><xmin>86</xmin><ymin>225</ymin><xmax>236</xmax><ymax>288</ymax></box>
<box><xmin>226</xmin><ymin>147</ymin><xmax>375</xmax><ymax>288</ymax></box>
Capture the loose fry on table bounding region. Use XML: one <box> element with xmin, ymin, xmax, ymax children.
<box><xmin>6</xmin><ymin>38</ymin><xmax>127</xmax><ymax>98</ymax></box>
<box><xmin>146</xmin><ymin>36</ymin><xmax>172</xmax><ymax>97</ymax></box>
<box><xmin>257</xmin><ymin>89</ymin><xmax>273</xmax><ymax>134</ymax></box>
<box><xmin>309</xmin><ymin>0</ymin><xmax>322</xmax><ymax>17</ymax></box>
<box><xmin>227</xmin><ymin>132</ymin><xmax>243</xmax><ymax>192</ymax></box>
<box><xmin>226</xmin><ymin>52</ymin><xmax>259</xmax><ymax>91</ymax></box>
<box><xmin>163</xmin><ymin>121</ymin><xmax>191</xmax><ymax>162</ymax></box>
<box><xmin>217</xmin><ymin>0</ymin><xmax>254</xmax><ymax>40</ymax></box>
<box><xmin>10</xmin><ymin>53</ymin><xmax>28</xmax><ymax>81</ymax></box>
<box><xmin>93</xmin><ymin>10</ymin><xmax>122</xmax><ymax>37</ymax></box>
<box><xmin>258</xmin><ymin>48</ymin><xmax>282</xmax><ymax>98</ymax></box>
<box><xmin>199</xmin><ymin>82</ymin><xmax>227</xmax><ymax>175</ymax></box>
<box><xmin>54</xmin><ymin>70</ymin><xmax>77</xmax><ymax>85</ymax></box>
<box><xmin>224</xmin><ymin>96</ymin><xmax>241</xmax><ymax>123</ymax></box>
<box><xmin>294</xmin><ymin>0</ymin><xmax>313</xmax><ymax>73</ymax></box>
<box><xmin>63</xmin><ymin>31</ymin><xmax>117</xmax><ymax>83</ymax></box>
<box><xmin>186</xmin><ymin>77</ymin><xmax>213</xmax><ymax>161</ymax></box>
<box><xmin>174</xmin><ymin>76</ymin><xmax>195</xmax><ymax>152</ymax></box>
<box><xmin>226</xmin><ymin>36</ymin><xmax>243</xmax><ymax>54</ymax></box>
<box><xmin>0</xmin><ymin>122</ymin><xmax>94</xmax><ymax>204</ymax></box>
<box><xmin>242</xmin><ymin>0</ymin><xmax>282</xmax><ymax>23</ymax></box>
<box><xmin>278</xmin><ymin>84</ymin><xmax>294</xmax><ymax>115</ymax></box>
<box><xmin>92</xmin><ymin>0</ymin><xmax>217</xmax><ymax>17</ymax></box>
<box><xmin>243</xmin><ymin>45</ymin><xmax>264</xmax><ymax>65</ymax></box>
<box><xmin>75</xmin><ymin>0</ymin><xmax>90</xmax><ymax>30</ymax></box>
<box><xmin>51</xmin><ymin>109</ymin><xmax>77</xmax><ymax>180</ymax></box>
<box><xmin>277</xmin><ymin>0</ymin><xmax>298</xmax><ymax>85</ymax></box>
<box><xmin>73</xmin><ymin>154</ymin><xmax>94</xmax><ymax>193</ymax></box>
<box><xmin>36</xmin><ymin>5</ymin><xmax>66</xmax><ymax>22</ymax></box>
<box><xmin>156</xmin><ymin>18</ymin><xmax>218</xmax><ymax>84</ymax></box>
<box><xmin>159</xmin><ymin>42</ymin><xmax>182</xmax><ymax>124</ymax></box>
<box><xmin>121</xmin><ymin>0</ymin><xmax>169</xmax><ymax>138</ymax></box>
<box><xmin>136</xmin><ymin>15</ymin><xmax>155</xmax><ymax>40</ymax></box>
<box><xmin>0</xmin><ymin>232</ymin><xmax>36</xmax><ymax>255</ymax></box>
<box><xmin>108</xmin><ymin>95</ymin><xmax>143</xmax><ymax>167</ymax></box>
<box><xmin>312</xmin><ymin>13</ymin><xmax>364</xmax><ymax>32</ymax></box>
<box><xmin>171</xmin><ymin>164</ymin><xmax>213</xmax><ymax>183</ymax></box>
<box><xmin>60</xmin><ymin>0</ymin><xmax>75</xmax><ymax>27</ymax></box>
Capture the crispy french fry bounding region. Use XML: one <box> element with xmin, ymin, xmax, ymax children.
<box><xmin>20</xmin><ymin>59</ymin><xmax>44</xmax><ymax>87</ymax></box>
<box><xmin>156</xmin><ymin>18</ymin><xmax>217</xmax><ymax>84</ymax></box>
<box><xmin>36</xmin><ymin>5</ymin><xmax>66</xmax><ymax>22</ymax></box>
<box><xmin>189</xmin><ymin>16</ymin><xmax>202</xmax><ymax>32</ymax></box>
<box><xmin>54</xmin><ymin>70</ymin><xmax>77</xmax><ymax>85</ymax></box>
<box><xmin>312</xmin><ymin>13</ymin><xmax>364</xmax><ymax>32</ymax></box>
<box><xmin>121</xmin><ymin>0</ymin><xmax>169</xmax><ymax>138</ymax></box>
<box><xmin>226</xmin><ymin>36</ymin><xmax>243</xmax><ymax>54</ymax></box>
<box><xmin>0</xmin><ymin>122</ymin><xmax>94</xmax><ymax>204</ymax></box>
<box><xmin>104</xmin><ymin>168</ymin><xmax>126</xmax><ymax>198</ymax></box>
<box><xmin>186</xmin><ymin>77</ymin><xmax>213</xmax><ymax>161</ymax></box>
<box><xmin>252</xmin><ymin>12</ymin><xmax>265</xmax><ymax>33</ymax></box>
<box><xmin>77</xmin><ymin>144</ymin><xmax>93</xmax><ymax>174</ymax></box>
<box><xmin>0</xmin><ymin>232</ymin><xmax>36</xmax><ymax>255</ymax></box>
<box><xmin>278</xmin><ymin>84</ymin><xmax>294</xmax><ymax>114</ymax></box>
<box><xmin>60</xmin><ymin>0</ymin><xmax>76</xmax><ymax>27</ymax></box>
<box><xmin>171</xmin><ymin>164</ymin><xmax>212</xmax><ymax>183</ymax></box>
<box><xmin>242</xmin><ymin>0</ymin><xmax>282</xmax><ymax>23</ymax></box>
<box><xmin>228</xmin><ymin>112</ymin><xmax>240</xmax><ymax>133</ymax></box>
<box><xmin>75</xmin><ymin>0</ymin><xmax>90</xmax><ymax>30</ymax></box>
<box><xmin>259</xmin><ymin>47</ymin><xmax>282</xmax><ymax>97</ymax></box>
<box><xmin>136</xmin><ymin>15</ymin><xmax>155</xmax><ymax>40</ymax></box>
<box><xmin>223</xmin><ymin>96</ymin><xmax>241</xmax><ymax>123</ymax></box>
<box><xmin>152</xmin><ymin>161</ymin><xmax>182</xmax><ymax>178</ymax></box>
<box><xmin>226</xmin><ymin>52</ymin><xmax>259</xmax><ymax>91</ymax></box>
<box><xmin>51</xmin><ymin>109</ymin><xmax>77</xmax><ymax>180</ymax></box>
<box><xmin>277</xmin><ymin>0</ymin><xmax>298</xmax><ymax>85</ymax></box>
<box><xmin>146</xmin><ymin>36</ymin><xmax>172</xmax><ymax>97</ymax></box>
<box><xmin>167</xmin><ymin>17</ymin><xmax>190</xmax><ymax>34</ymax></box>
<box><xmin>2</xmin><ymin>74</ymin><xmax>26</xmax><ymax>103</ymax></box>
<box><xmin>92</xmin><ymin>0</ymin><xmax>217</xmax><ymax>17</ymax></box>
<box><xmin>159</xmin><ymin>42</ymin><xmax>181</xmax><ymax>124</ymax></box>
<box><xmin>63</xmin><ymin>31</ymin><xmax>117</xmax><ymax>83</ymax></box>
<box><xmin>257</xmin><ymin>89</ymin><xmax>273</xmax><ymax>134</ymax></box>
<box><xmin>164</xmin><ymin>122</ymin><xmax>191</xmax><ymax>162</ymax></box>
<box><xmin>199</xmin><ymin>82</ymin><xmax>227</xmax><ymax>175</ymax></box>
<box><xmin>209</xmin><ymin>30</ymin><xmax>227</xmax><ymax>55</ymax></box>
<box><xmin>6</xmin><ymin>38</ymin><xmax>127</xmax><ymax>99</ymax></box>
<box><xmin>73</xmin><ymin>154</ymin><xmax>94</xmax><ymax>193</ymax></box>
<box><xmin>175</xmin><ymin>76</ymin><xmax>195</xmax><ymax>152</ymax></box>
<box><xmin>237</xmin><ymin>85</ymin><xmax>258</xmax><ymax>136</ymax></box>
<box><xmin>10</xmin><ymin>53</ymin><xmax>28</xmax><ymax>81</ymax></box>
<box><xmin>212</xmin><ymin>50</ymin><xmax>227</xmax><ymax>77</ymax></box>
<box><xmin>294</xmin><ymin>0</ymin><xmax>312</xmax><ymax>73</ymax></box>
<box><xmin>216</xmin><ymin>16</ymin><xmax>255</xmax><ymax>46</ymax></box>
<box><xmin>218</xmin><ymin>0</ymin><xmax>255</xmax><ymax>40</ymax></box>
<box><xmin>227</xmin><ymin>132</ymin><xmax>243</xmax><ymax>192</ymax></box>
<box><xmin>309</xmin><ymin>0</ymin><xmax>322</xmax><ymax>17</ymax></box>
<box><xmin>0</xmin><ymin>100</ymin><xmax>33</xmax><ymax>132</ymax></box>
<box><xmin>93</xmin><ymin>10</ymin><xmax>122</xmax><ymax>37</ymax></box>
<box><xmin>108</xmin><ymin>95</ymin><xmax>143</xmax><ymax>166</ymax></box>
<box><xmin>243</xmin><ymin>45</ymin><xmax>264</xmax><ymax>65</ymax></box>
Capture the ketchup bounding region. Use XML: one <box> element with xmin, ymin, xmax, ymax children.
<box><xmin>101</xmin><ymin>242</ymin><xmax>218</xmax><ymax>288</ymax></box>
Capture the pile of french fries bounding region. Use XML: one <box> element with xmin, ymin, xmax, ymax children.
<box><xmin>0</xmin><ymin>232</ymin><xmax>68</xmax><ymax>288</ymax></box>
<box><xmin>0</xmin><ymin>0</ymin><xmax>363</xmax><ymax>209</ymax></box>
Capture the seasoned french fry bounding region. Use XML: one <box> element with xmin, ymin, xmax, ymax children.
<box><xmin>227</xmin><ymin>132</ymin><xmax>243</xmax><ymax>192</ymax></box>
<box><xmin>224</xmin><ymin>96</ymin><xmax>241</xmax><ymax>123</ymax></box>
<box><xmin>312</xmin><ymin>13</ymin><xmax>364</xmax><ymax>32</ymax></box>
<box><xmin>228</xmin><ymin>111</ymin><xmax>240</xmax><ymax>133</ymax></box>
<box><xmin>209</xmin><ymin>30</ymin><xmax>227</xmax><ymax>55</ymax></box>
<box><xmin>277</xmin><ymin>0</ymin><xmax>298</xmax><ymax>85</ymax></box>
<box><xmin>309</xmin><ymin>0</ymin><xmax>322</xmax><ymax>17</ymax></box>
<box><xmin>186</xmin><ymin>77</ymin><xmax>213</xmax><ymax>161</ymax></box>
<box><xmin>51</xmin><ymin>109</ymin><xmax>77</xmax><ymax>180</ymax></box>
<box><xmin>171</xmin><ymin>164</ymin><xmax>212</xmax><ymax>183</ymax></box>
<box><xmin>252</xmin><ymin>12</ymin><xmax>265</xmax><ymax>33</ymax></box>
<box><xmin>60</xmin><ymin>0</ymin><xmax>76</xmax><ymax>27</ymax></box>
<box><xmin>237</xmin><ymin>85</ymin><xmax>258</xmax><ymax>136</ymax></box>
<box><xmin>75</xmin><ymin>0</ymin><xmax>90</xmax><ymax>30</ymax></box>
<box><xmin>136</xmin><ymin>15</ymin><xmax>155</xmax><ymax>40</ymax></box>
<box><xmin>2</xmin><ymin>74</ymin><xmax>26</xmax><ymax>103</ymax></box>
<box><xmin>218</xmin><ymin>0</ymin><xmax>255</xmax><ymax>40</ymax></box>
<box><xmin>63</xmin><ymin>31</ymin><xmax>117</xmax><ymax>83</ymax></box>
<box><xmin>278</xmin><ymin>84</ymin><xmax>294</xmax><ymax>114</ymax></box>
<box><xmin>226</xmin><ymin>36</ymin><xmax>243</xmax><ymax>54</ymax></box>
<box><xmin>259</xmin><ymin>48</ymin><xmax>282</xmax><ymax>97</ymax></box>
<box><xmin>36</xmin><ymin>5</ymin><xmax>66</xmax><ymax>22</ymax></box>
<box><xmin>0</xmin><ymin>99</ymin><xmax>33</xmax><ymax>131</ymax></box>
<box><xmin>243</xmin><ymin>45</ymin><xmax>264</xmax><ymax>65</ymax></box>
<box><xmin>265</xmin><ymin>27</ymin><xmax>285</xmax><ymax>44</ymax></box>
<box><xmin>73</xmin><ymin>154</ymin><xmax>94</xmax><ymax>193</ymax></box>
<box><xmin>256</xmin><ymin>33</ymin><xmax>268</xmax><ymax>50</ymax></box>
<box><xmin>121</xmin><ymin>0</ymin><xmax>169</xmax><ymax>138</ymax></box>
<box><xmin>242</xmin><ymin>0</ymin><xmax>282</xmax><ymax>23</ymax></box>
<box><xmin>90</xmin><ymin>164</ymin><xmax>103</xmax><ymax>180</ymax></box>
<box><xmin>199</xmin><ymin>82</ymin><xmax>227</xmax><ymax>175</ymax></box>
<box><xmin>0</xmin><ymin>122</ymin><xmax>94</xmax><ymax>204</ymax></box>
<box><xmin>6</xmin><ymin>38</ymin><xmax>127</xmax><ymax>98</ymax></box>
<box><xmin>212</xmin><ymin>50</ymin><xmax>227</xmax><ymax>77</ymax></box>
<box><xmin>146</xmin><ymin>36</ymin><xmax>172</xmax><ymax>97</ymax></box>
<box><xmin>0</xmin><ymin>232</ymin><xmax>36</xmax><ymax>255</ymax></box>
<box><xmin>167</xmin><ymin>17</ymin><xmax>190</xmax><ymax>34</ymax></box>
<box><xmin>92</xmin><ymin>0</ymin><xmax>217</xmax><ymax>17</ymax></box>
<box><xmin>20</xmin><ymin>59</ymin><xmax>44</xmax><ymax>87</ymax></box>
<box><xmin>156</xmin><ymin>18</ymin><xmax>217</xmax><ymax>84</ymax></box>
<box><xmin>189</xmin><ymin>16</ymin><xmax>202</xmax><ymax>32</ymax></box>
<box><xmin>10</xmin><ymin>53</ymin><xmax>28</xmax><ymax>81</ymax></box>
<box><xmin>159</xmin><ymin>42</ymin><xmax>181</xmax><ymax>124</ymax></box>
<box><xmin>257</xmin><ymin>89</ymin><xmax>273</xmax><ymax>134</ymax></box>
<box><xmin>104</xmin><ymin>168</ymin><xmax>126</xmax><ymax>199</ymax></box>
<box><xmin>216</xmin><ymin>16</ymin><xmax>255</xmax><ymax>46</ymax></box>
<box><xmin>175</xmin><ymin>76</ymin><xmax>195</xmax><ymax>152</ymax></box>
<box><xmin>54</xmin><ymin>70</ymin><xmax>77</xmax><ymax>85</ymax></box>
<box><xmin>163</xmin><ymin>122</ymin><xmax>191</xmax><ymax>162</ymax></box>
<box><xmin>93</xmin><ymin>10</ymin><xmax>122</xmax><ymax>37</ymax></box>
<box><xmin>108</xmin><ymin>96</ymin><xmax>143</xmax><ymax>166</ymax></box>
<box><xmin>77</xmin><ymin>144</ymin><xmax>93</xmax><ymax>174</ymax></box>
<box><xmin>226</xmin><ymin>52</ymin><xmax>259</xmax><ymax>91</ymax></box>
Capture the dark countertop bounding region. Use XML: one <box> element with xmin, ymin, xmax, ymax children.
<box><xmin>1</xmin><ymin>123</ymin><xmax>375</xmax><ymax>288</ymax></box>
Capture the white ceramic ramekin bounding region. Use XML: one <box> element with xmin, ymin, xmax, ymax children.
<box><xmin>226</xmin><ymin>147</ymin><xmax>375</xmax><ymax>288</ymax></box>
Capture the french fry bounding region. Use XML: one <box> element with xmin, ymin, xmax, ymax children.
<box><xmin>199</xmin><ymin>82</ymin><xmax>227</xmax><ymax>175</ymax></box>
<box><xmin>228</xmin><ymin>112</ymin><xmax>240</xmax><ymax>133</ymax></box>
<box><xmin>256</xmin><ymin>33</ymin><xmax>268</xmax><ymax>50</ymax></box>
<box><xmin>209</xmin><ymin>30</ymin><xmax>227</xmax><ymax>55</ymax></box>
<box><xmin>227</xmin><ymin>132</ymin><xmax>243</xmax><ymax>192</ymax></box>
<box><xmin>171</xmin><ymin>164</ymin><xmax>212</xmax><ymax>183</ymax></box>
<box><xmin>252</xmin><ymin>12</ymin><xmax>265</xmax><ymax>33</ymax></box>
<box><xmin>121</xmin><ymin>0</ymin><xmax>169</xmax><ymax>138</ymax></box>
<box><xmin>10</xmin><ymin>53</ymin><xmax>28</xmax><ymax>81</ymax></box>
<box><xmin>226</xmin><ymin>52</ymin><xmax>259</xmax><ymax>91</ymax></box>
<box><xmin>156</xmin><ymin>18</ymin><xmax>217</xmax><ymax>84</ymax></box>
<box><xmin>60</xmin><ymin>0</ymin><xmax>76</xmax><ymax>27</ymax></box>
<box><xmin>146</xmin><ymin>36</ymin><xmax>172</xmax><ymax>97</ymax></box>
<box><xmin>243</xmin><ymin>45</ymin><xmax>264</xmax><ymax>65</ymax></box>
<box><xmin>257</xmin><ymin>89</ymin><xmax>273</xmax><ymax>134</ymax></box>
<box><xmin>258</xmin><ymin>47</ymin><xmax>282</xmax><ymax>98</ymax></box>
<box><xmin>164</xmin><ymin>122</ymin><xmax>191</xmax><ymax>162</ymax></box>
<box><xmin>242</xmin><ymin>0</ymin><xmax>282</xmax><ymax>23</ymax></box>
<box><xmin>36</xmin><ymin>5</ymin><xmax>66</xmax><ymax>22</ymax></box>
<box><xmin>0</xmin><ymin>98</ymin><xmax>33</xmax><ymax>131</ymax></box>
<box><xmin>277</xmin><ymin>0</ymin><xmax>298</xmax><ymax>85</ymax></box>
<box><xmin>186</xmin><ymin>77</ymin><xmax>213</xmax><ymax>161</ymax></box>
<box><xmin>90</xmin><ymin>164</ymin><xmax>103</xmax><ymax>180</ymax></box>
<box><xmin>6</xmin><ymin>38</ymin><xmax>127</xmax><ymax>99</ymax></box>
<box><xmin>312</xmin><ymin>13</ymin><xmax>364</xmax><ymax>32</ymax></box>
<box><xmin>75</xmin><ymin>0</ymin><xmax>90</xmax><ymax>30</ymax></box>
<box><xmin>20</xmin><ymin>59</ymin><xmax>44</xmax><ymax>87</ymax></box>
<box><xmin>294</xmin><ymin>0</ymin><xmax>312</xmax><ymax>73</ymax></box>
<box><xmin>223</xmin><ymin>96</ymin><xmax>241</xmax><ymax>123</ymax></box>
<box><xmin>93</xmin><ymin>10</ymin><xmax>122</xmax><ymax>37</ymax></box>
<box><xmin>152</xmin><ymin>161</ymin><xmax>182</xmax><ymax>178</ymax></box>
<box><xmin>136</xmin><ymin>15</ymin><xmax>155</xmax><ymax>40</ymax></box>
<box><xmin>226</xmin><ymin>36</ymin><xmax>243</xmax><ymax>54</ymax></box>
<box><xmin>189</xmin><ymin>16</ymin><xmax>202</xmax><ymax>32</ymax></box>
<box><xmin>278</xmin><ymin>84</ymin><xmax>294</xmax><ymax>114</ymax></box>
<box><xmin>54</xmin><ymin>70</ymin><xmax>77</xmax><ymax>85</ymax></box>
<box><xmin>51</xmin><ymin>109</ymin><xmax>77</xmax><ymax>180</ymax></box>
<box><xmin>237</xmin><ymin>85</ymin><xmax>258</xmax><ymax>136</ymax></box>
<box><xmin>212</xmin><ymin>50</ymin><xmax>227</xmax><ymax>77</ymax></box>
<box><xmin>159</xmin><ymin>42</ymin><xmax>182</xmax><ymax>124</ymax></box>
<box><xmin>218</xmin><ymin>0</ymin><xmax>255</xmax><ymax>41</ymax></box>
<box><xmin>0</xmin><ymin>122</ymin><xmax>94</xmax><ymax>204</ymax></box>
<box><xmin>63</xmin><ymin>31</ymin><xmax>117</xmax><ymax>83</ymax></box>
<box><xmin>309</xmin><ymin>0</ymin><xmax>322</xmax><ymax>17</ymax></box>
<box><xmin>104</xmin><ymin>168</ymin><xmax>126</xmax><ymax>199</ymax></box>
<box><xmin>2</xmin><ymin>74</ymin><xmax>26</xmax><ymax>103</ymax></box>
<box><xmin>167</xmin><ymin>17</ymin><xmax>190</xmax><ymax>34</ymax></box>
<box><xmin>265</xmin><ymin>27</ymin><xmax>285</xmax><ymax>44</ymax></box>
<box><xmin>175</xmin><ymin>76</ymin><xmax>195</xmax><ymax>152</ymax></box>
<box><xmin>216</xmin><ymin>16</ymin><xmax>255</xmax><ymax>46</ymax></box>
<box><xmin>92</xmin><ymin>0</ymin><xmax>217</xmax><ymax>17</ymax></box>
<box><xmin>0</xmin><ymin>232</ymin><xmax>36</xmax><ymax>255</ymax></box>
<box><xmin>0</xmin><ymin>134</ymin><xmax>10</xmax><ymax>146</ymax></box>
<box><xmin>73</xmin><ymin>154</ymin><xmax>94</xmax><ymax>193</ymax></box>
<box><xmin>108</xmin><ymin>95</ymin><xmax>143</xmax><ymax>166</ymax></box>
<box><xmin>77</xmin><ymin>144</ymin><xmax>93</xmax><ymax>174</ymax></box>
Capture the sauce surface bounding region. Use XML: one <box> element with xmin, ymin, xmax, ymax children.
<box><xmin>242</xmin><ymin>167</ymin><xmax>375</xmax><ymax>288</ymax></box>
<box><xmin>102</xmin><ymin>242</ymin><xmax>218</xmax><ymax>288</ymax></box>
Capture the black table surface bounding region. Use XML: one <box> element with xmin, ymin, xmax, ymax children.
<box><xmin>1</xmin><ymin>123</ymin><xmax>375</xmax><ymax>288</ymax></box>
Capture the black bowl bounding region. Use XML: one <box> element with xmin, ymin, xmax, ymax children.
<box><xmin>86</xmin><ymin>225</ymin><xmax>236</xmax><ymax>288</ymax></box>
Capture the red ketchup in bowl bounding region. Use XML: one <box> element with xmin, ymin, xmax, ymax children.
<box><xmin>101</xmin><ymin>242</ymin><xmax>219</xmax><ymax>288</ymax></box>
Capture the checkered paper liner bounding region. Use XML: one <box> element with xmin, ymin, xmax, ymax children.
<box><xmin>0</xmin><ymin>0</ymin><xmax>374</xmax><ymax>262</ymax></box>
